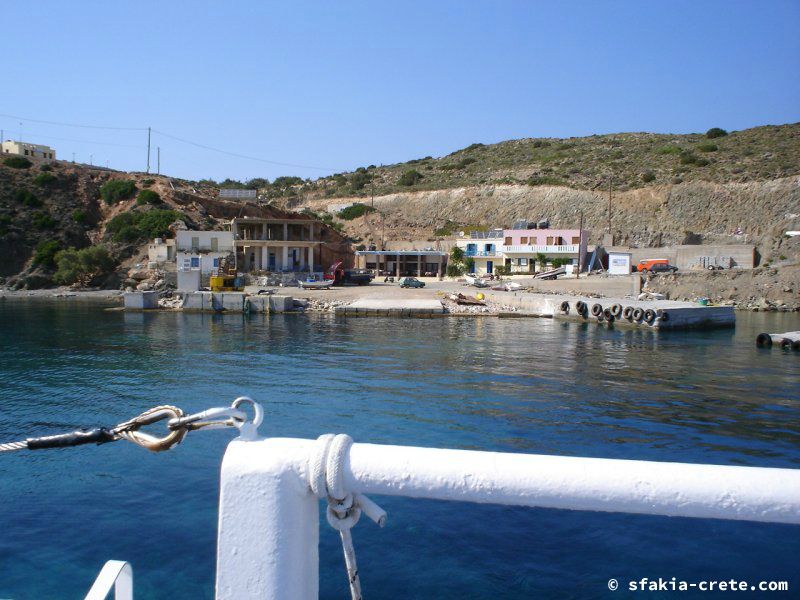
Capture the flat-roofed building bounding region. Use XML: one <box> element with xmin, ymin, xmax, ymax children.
<box><xmin>1</xmin><ymin>140</ymin><xmax>56</xmax><ymax>160</ymax></box>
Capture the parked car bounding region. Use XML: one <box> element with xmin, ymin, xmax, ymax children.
<box><xmin>399</xmin><ymin>277</ymin><xmax>425</xmax><ymax>288</ymax></box>
<box><xmin>646</xmin><ymin>262</ymin><xmax>679</xmax><ymax>274</ymax></box>
<box><xmin>636</xmin><ymin>258</ymin><xmax>670</xmax><ymax>272</ymax></box>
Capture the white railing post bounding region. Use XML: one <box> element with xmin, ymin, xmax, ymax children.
<box><xmin>216</xmin><ymin>438</ymin><xmax>319</xmax><ymax>600</ymax></box>
<box><xmin>84</xmin><ymin>560</ymin><xmax>132</xmax><ymax>600</ymax></box>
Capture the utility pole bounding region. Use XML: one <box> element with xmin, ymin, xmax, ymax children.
<box><xmin>577</xmin><ymin>209</ymin><xmax>584</xmax><ymax>279</ymax></box>
<box><xmin>146</xmin><ymin>127</ymin><xmax>151</xmax><ymax>173</ymax></box>
<box><xmin>72</xmin><ymin>152</ymin><xmax>75</xmax><ymax>163</ymax></box>
<box><xmin>607</xmin><ymin>177</ymin><xmax>612</xmax><ymax>236</ymax></box>
<box><xmin>90</xmin><ymin>154</ymin><xmax>93</xmax><ymax>166</ymax></box>
<box><xmin>157</xmin><ymin>146</ymin><xmax>160</xmax><ymax>175</ymax></box>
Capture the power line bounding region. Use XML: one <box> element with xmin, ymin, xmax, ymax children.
<box><xmin>1</xmin><ymin>111</ymin><xmax>337</xmax><ymax>172</ymax></box>
<box><xmin>0</xmin><ymin>112</ymin><xmax>146</xmax><ymax>131</ymax></box>
<box><xmin>151</xmin><ymin>129</ymin><xmax>334</xmax><ymax>171</ymax></box>
<box><xmin>0</xmin><ymin>129</ymin><xmax>143</xmax><ymax>148</ymax></box>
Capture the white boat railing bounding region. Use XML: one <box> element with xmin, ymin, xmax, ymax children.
<box><xmin>215</xmin><ymin>436</ymin><xmax>800</xmax><ymax>599</ymax></box>
<box><xmin>84</xmin><ymin>560</ymin><xmax>132</xmax><ymax>600</ymax></box>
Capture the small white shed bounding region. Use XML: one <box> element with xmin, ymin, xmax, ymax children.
<box><xmin>608</xmin><ymin>251</ymin><xmax>632</xmax><ymax>275</ymax></box>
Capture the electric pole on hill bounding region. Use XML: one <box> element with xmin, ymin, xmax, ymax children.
<box><xmin>157</xmin><ymin>147</ymin><xmax>160</xmax><ymax>175</ymax></box>
<box><xmin>146</xmin><ymin>127</ymin><xmax>151</xmax><ymax>173</ymax></box>
<box><xmin>607</xmin><ymin>177</ymin><xmax>612</xmax><ymax>235</ymax></box>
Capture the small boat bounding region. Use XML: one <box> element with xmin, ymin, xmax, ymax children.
<box><xmin>297</xmin><ymin>277</ymin><xmax>334</xmax><ymax>290</ymax></box>
<box><xmin>464</xmin><ymin>274</ymin><xmax>489</xmax><ymax>288</ymax></box>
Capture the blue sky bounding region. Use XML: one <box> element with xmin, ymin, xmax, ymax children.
<box><xmin>3</xmin><ymin>0</ymin><xmax>799</xmax><ymax>182</ymax></box>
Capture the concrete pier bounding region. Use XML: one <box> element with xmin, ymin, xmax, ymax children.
<box><xmin>181</xmin><ymin>292</ymin><xmax>295</xmax><ymax>313</ymax></box>
<box><xmin>482</xmin><ymin>291</ymin><xmax>734</xmax><ymax>330</ymax></box>
<box><xmin>123</xmin><ymin>291</ymin><xmax>158</xmax><ymax>310</ymax></box>
<box><xmin>335</xmin><ymin>298</ymin><xmax>445</xmax><ymax>317</ymax></box>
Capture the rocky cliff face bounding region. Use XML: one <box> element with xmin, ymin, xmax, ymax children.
<box><xmin>305</xmin><ymin>176</ymin><xmax>800</xmax><ymax>260</ymax></box>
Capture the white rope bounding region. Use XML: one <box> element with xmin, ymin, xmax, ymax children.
<box><xmin>310</xmin><ymin>433</ymin><xmax>386</xmax><ymax>600</ymax></box>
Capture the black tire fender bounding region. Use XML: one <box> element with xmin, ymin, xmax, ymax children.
<box><xmin>560</xmin><ymin>301</ymin><xmax>570</xmax><ymax>314</ymax></box>
<box><xmin>610</xmin><ymin>303</ymin><xmax>623</xmax><ymax>317</ymax></box>
<box><xmin>622</xmin><ymin>306</ymin><xmax>633</xmax><ymax>320</ymax></box>
<box><xmin>644</xmin><ymin>309</ymin><xmax>656</xmax><ymax>324</ymax></box>
<box><xmin>632</xmin><ymin>308</ymin><xmax>644</xmax><ymax>322</ymax></box>
<box><xmin>755</xmin><ymin>333</ymin><xmax>772</xmax><ymax>348</ymax></box>
<box><xmin>591</xmin><ymin>303</ymin><xmax>603</xmax><ymax>317</ymax></box>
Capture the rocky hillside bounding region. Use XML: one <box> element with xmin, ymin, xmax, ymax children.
<box><xmin>289</xmin><ymin>124</ymin><xmax>800</xmax><ymax>263</ymax></box>
<box><xmin>280</xmin><ymin>123</ymin><xmax>800</xmax><ymax>203</ymax></box>
<box><xmin>302</xmin><ymin>177</ymin><xmax>800</xmax><ymax>260</ymax></box>
<box><xmin>0</xmin><ymin>157</ymin><xmax>349</xmax><ymax>290</ymax></box>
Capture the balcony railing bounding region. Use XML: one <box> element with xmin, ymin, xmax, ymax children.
<box><xmin>501</xmin><ymin>244</ymin><xmax>579</xmax><ymax>254</ymax></box>
<box><xmin>464</xmin><ymin>250</ymin><xmax>496</xmax><ymax>257</ymax></box>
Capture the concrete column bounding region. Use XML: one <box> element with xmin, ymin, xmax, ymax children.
<box><xmin>282</xmin><ymin>246</ymin><xmax>289</xmax><ymax>271</ymax></box>
<box><xmin>438</xmin><ymin>257</ymin><xmax>443</xmax><ymax>280</ymax></box>
<box><xmin>308</xmin><ymin>246</ymin><xmax>313</xmax><ymax>273</ymax></box>
<box><xmin>309</xmin><ymin>223</ymin><xmax>314</xmax><ymax>242</ymax></box>
<box><xmin>395</xmin><ymin>254</ymin><xmax>400</xmax><ymax>278</ymax></box>
<box><xmin>417</xmin><ymin>255</ymin><xmax>422</xmax><ymax>277</ymax></box>
<box><xmin>283</xmin><ymin>223</ymin><xmax>288</xmax><ymax>241</ymax></box>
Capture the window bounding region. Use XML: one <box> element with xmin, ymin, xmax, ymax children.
<box><xmin>190</xmin><ymin>257</ymin><xmax>200</xmax><ymax>268</ymax></box>
<box><xmin>24</xmin><ymin>150</ymin><xmax>29</xmax><ymax>156</ymax></box>
<box><xmin>48</xmin><ymin>153</ymin><xmax>53</xmax><ymax>159</ymax></box>
<box><xmin>504</xmin><ymin>236</ymin><xmax>512</xmax><ymax>245</ymax></box>
<box><xmin>518</xmin><ymin>258</ymin><xmax>528</xmax><ymax>266</ymax></box>
<box><xmin>211</xmin><ymin>237</ymin><xmax>218</xmax><ymax>252</ymax></box>
<box><xmin>191</xmin><ymin>236</ymin><xmax>199</xmax><ymax>250</ymax></box>
<box><xmin>520</xmin><ymin>237</ymin><xmax>528</xmax><ymax>245</ymax></box>
<box><xmin>572</xmin><ymin>236</ymin><xmax>581</xmax><ymax>244</ymax></box>
<box><xmin>546</xmin><ymin>236</ymin><xmax>554</xmax><ymax>245</ymax></box>
<box><xmin>213</xmin><ymin>258</ymin><xmax>219</xmax><ymax>267</ymax></box>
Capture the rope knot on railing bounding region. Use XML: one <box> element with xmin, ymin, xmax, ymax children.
<box><xmin>309</xmin><ymin>433</ymin><xmax>387</xmax><ymax>600</ymax></box>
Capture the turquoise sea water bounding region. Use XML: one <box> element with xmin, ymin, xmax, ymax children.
<box><xmin>0</xmin><ymin>300</ymin><xmax>799</xmax><ymax>599</ymax></box>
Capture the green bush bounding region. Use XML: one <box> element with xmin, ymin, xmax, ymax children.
<box><xmin>0</xmin><ymin>214</ymin><xmax>12</xmax><ymax>235</ymax></box>
<box><xmin>53</xmin><ymin>245</ymin><xmax>115</xmax><ymax>286</ymax></box>
<box><xmin>100</xmin><ymin>179</ymin><xmax>137</xmax><ymax>204</ymax></box>
<box><xmin>137</xmin><ymin>210</ymin><xmax>180</xmax><ymax>239</ymax></box>
<box><xmin>32</xmin><ymin>240</ymin><xmax>62</xmax><ymax>268</ymax></box>
<box><xmin>107</xmin><ymin>209</ymin><xmax>182</xmax><ymax>243</ymax></box>
<box><xmin>3</xmin><ymin>156</ymin><xmax>32</xmax><ymax>169</ymax></box>
<box><xmin>434</xmin><ymin>220</ymin><xmax>460</xmax><ymax>237</ymax></box>
<box><xmin>463</xmin><ymin>143</ymin><xmax>484</xmax><ymax>152</ymax></box>
<box><xmin>679</xmin><ymin>150</ymin><xmax>698</xmax><ymax>165</ymax></box>
<box><xmin>141</xmin><ymin>178</ymin><xmax>155</xmax><ymax>186</ymax></box>
<box><xmin>72</xmin><ymin>209</ymin><xmax>88</xmax><ymax>224</ymax></box>
<box><xmin>706</xmin><ymin>127</ymin><xmax>728</xmax><ymax>139</ymax></box>
<box><xmin>136</xmin><ymin>189</ymin><xmax>162</xmax><ymax>205</ymax></box>
<box><xmin>349</xmin><ymin>171</ymin><xmax>371</xmax><ymax>192</ymax></box>
<box><xmin>694</xmin><ymin>157</ymin><xmax>710</xmax><ymax>166</ymax></box>
<box><xmin>697</xmin><ymin>142</ymin><xmax>718</xmax><ymax>152</ymax></box>
<box><xmin>337</xmin><ymin>203</ymin><xmax>376</xmax><ymax>220</ymax></box>
<box><xmin>33</xmin><ymin>172</ymin><xmax>58</xmax><ymax>186</ymax></box>
<box><xmin>39</xmin><ymin>164</ymin><xmax>53</xmax><ymax>172</ymax></box>
<box><xmin>656</xmin><ymin>145</ymin><xmax>681</xmax><ymax>155</ymax></box>
<box><xmin>398</xmin><ymin>169</ymin><xmax>423</xmax><ymax>186</ymax></box>
<box><xmin>641</xmin><ymin>171</ymin><xmax>656</xmax><ymax>183</ymax></box>
<box><xmin>446</xmin><ymin>263</ymin><xmax>465</xmax><ymax>277</ymax></box>
<box><xmin>31</xmin><ymin>211</ymin><xmax>56</xmax><ymax>229</ymax></box>
<box><xmin>450</xmin><ymin>246</ymin><xmax>465</xmax><ymax>262</ymax></box>
<box><xmin>527</xmin><ymin>176</ymin><xmax>563</xmax><ymax>186</ymax></box>
<box><xmin>13</xmin><ymin>189</ymin><xmax>41</xmax><ymax>207</ymax></box>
